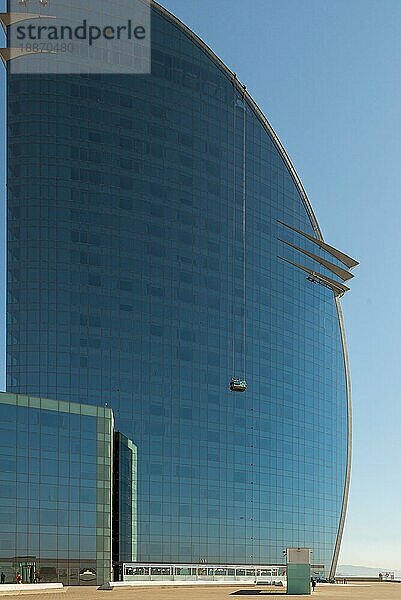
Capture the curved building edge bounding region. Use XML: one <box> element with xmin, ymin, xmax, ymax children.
<box><xmin>329</xmin><ymin>299</ymin><xmax>352</xmax><ymax>579</ymax></box>
<box><xmin>152</xmin><ymin>0</ymin><xmax>352</xmax><ymax>575</ymax></box>
<box><xmin>152</xmin><ymin>0</ymin><xmax>323</xmax><ymax>240</ymax></box>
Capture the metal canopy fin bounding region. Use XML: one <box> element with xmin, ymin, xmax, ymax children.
<box><xmin>0</xmin><ymin>47</ymin><xmax>56</xmax><ymax>65</ymax></box>
<box><xmin>0</xmin><ymin>12</ymin><xmax>56</xmax><ymax>30</ymax></box>
<box><xmin>278</xmin><ymin>256</ymin><xmax>350</xmax><ymax>297</ymax></box>
<box><xmin>277</xmin><ymin>220</ymin><xmax>359</xmax><ymax>269</ymax></box>
<box><xmin>279</xmin><ymin>239</ymin><xmax>354</xmax><ymax>281</ymax></box>
<box><xmin>0</xmin><ymin>48</ymin><xmax>23</xmax><ymax>64</ymax></box>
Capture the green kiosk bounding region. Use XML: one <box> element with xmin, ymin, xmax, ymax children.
<box><xmin>286</xmin><ymin>548</ymin><xmax>311</xmax><ymax>595</ymax></box>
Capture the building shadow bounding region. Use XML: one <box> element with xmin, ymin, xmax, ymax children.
<box><xmin>230</xmin><ymin>591</ymin><xmax>286</xmax><ymax>596</ymax></box>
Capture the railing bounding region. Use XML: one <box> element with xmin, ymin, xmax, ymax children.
<box><xmin>122</xmin><ymin>563</ymin><xmax>287</xmax><ymax>584</ymax></box>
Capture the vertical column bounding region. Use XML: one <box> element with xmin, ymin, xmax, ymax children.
<box><xmin>96</xmin><ymin>407</ymin><xmax>113</xmax><ymax>585</ymax></box>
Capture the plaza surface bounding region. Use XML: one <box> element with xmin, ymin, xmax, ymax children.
<box><xmin>0</xmin><ymin>583</ymin><xmax>400</xmax><ymax>600</ymax></box>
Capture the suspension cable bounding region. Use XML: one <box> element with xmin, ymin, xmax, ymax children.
<box><xmin>242</xmin><ymin>96</ymin><xmax>247</xmax><ymax>381</ymax></box>
<box><xmin>232</xmin><ymin>87</ymin><xmax>237</xmax><ymax>378</ymax></box>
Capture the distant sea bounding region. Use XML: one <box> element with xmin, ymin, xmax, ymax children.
<box><xmin>337</xmin><ymin>565</ymin><xmax>401</xmax><ymax>578</ymax></box>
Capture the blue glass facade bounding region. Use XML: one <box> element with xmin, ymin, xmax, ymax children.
<box><xmin>0</xmin><ymin>393</ymin><xmax>113</xmax><ymax>585</ymax></box>
<box><xmin>6</xmin><ymin>1</ymin><xmax>352</xmax><ymax>577</ymax></box>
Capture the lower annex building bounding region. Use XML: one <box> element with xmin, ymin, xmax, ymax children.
<box><xmin>3</xmin><ymin>0</ymin><xmax>357</xmax><ymax>585</ymax></box>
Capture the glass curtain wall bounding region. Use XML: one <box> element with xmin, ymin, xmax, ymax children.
<box><xmin>6</xmin><ymin>3</ymin><xmax>349</xmax><ymax>575</ymax></box>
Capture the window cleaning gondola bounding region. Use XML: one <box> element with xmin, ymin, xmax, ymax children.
<box><xmin>230</xmin><ymin>378</ymin><xmax>247</xmax><ymax>392</ymax></box>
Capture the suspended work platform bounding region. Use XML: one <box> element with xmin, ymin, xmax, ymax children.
<box><xmin>230</xmin><ymin>378</ymin><xmax>247</xmax><ymax>392</ymax></box>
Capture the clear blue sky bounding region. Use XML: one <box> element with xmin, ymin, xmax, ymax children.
<box><xmin>2</xmin><ymin>0</ymin><xmax>401</xmax><ymax>570</ymax></box>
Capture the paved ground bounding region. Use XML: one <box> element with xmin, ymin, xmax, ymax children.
<box><xmin>0</xmin><ymin>583</ymin><xmax>400</xmax><ymax>600</ymax></box>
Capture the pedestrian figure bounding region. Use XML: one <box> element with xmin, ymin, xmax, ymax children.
<box><xmin>16</xmin><ymin>572</ymin><xmax>22</xmax><ymax>584</ymax></box>
<box><xmin>311</xmin><ymin>577</ymin><xmax>316</xmax><ymax>592</ymax></box>
<box><xmin>1</xmin><ymin>572</ymin><xmax>5</xmax><ymax>584</ymax></box>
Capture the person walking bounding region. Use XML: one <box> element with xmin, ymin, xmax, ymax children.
<box><xmin>16</xmin><ymin>572</ymin><xmax>22</xmax><ymax>584</ymax></box>
<box><xmin>311</xmin><ymin>577</ymin><xmax>316</xmax><ymax>592</ymax></box>
<box><xmin>1</xmin><ymin>572</ymin><xmax>5</xmax><ymax>584</ymax></box>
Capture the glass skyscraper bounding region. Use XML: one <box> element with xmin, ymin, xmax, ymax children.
<box><xmin>5</xmin><ymin>0</ymin><xmax>357</xmax><ymax>582</ymax></box>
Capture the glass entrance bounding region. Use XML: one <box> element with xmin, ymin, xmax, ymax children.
<box><xmin>19</xmin><ymin>561</ymin><xmax>36</xmax><ymax>584</ymax></box>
